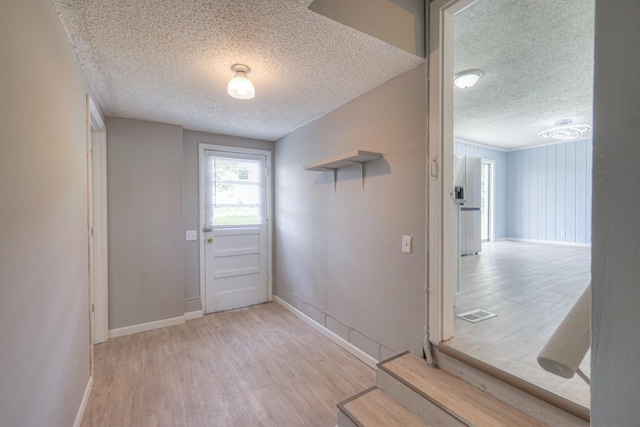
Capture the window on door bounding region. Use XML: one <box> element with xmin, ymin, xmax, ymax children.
<box><xmin>204</xmin><ymin>155</ymin><xmax>265</xmax><ymax>227</ymax></box>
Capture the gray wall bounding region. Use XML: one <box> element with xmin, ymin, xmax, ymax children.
<box><xmin>182</xmin><ymin>130</ymin><xmax>274</xmax><ymax>312</ymax></box>
<box><xmin>0</xmin><ymin>0</ymin><xmax>92</xmax><ymax>425</ymax></box>
<box><xmin>274</xmin><ymin>64</ymin><xmax>426</xmax><ymax>359</ymax></box>
<box><xmin>591</xmin><ymin>0</ymin><xmax>640</xmax><ymax>424</ymax></box>
<box><xmin>106</xmin><ymin>117</ymin><xmax>185</xmax><ymax>328</ymax></box>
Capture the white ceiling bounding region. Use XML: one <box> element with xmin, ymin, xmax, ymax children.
<box><xmin>51</xmin><ymin>0</ymin><xmax>423</xmax><ymax>141</ymax></box>
<box><xmin>52</xmin><ymin>0</ymin><xmax>594</xmax><ymax>149</ymax></box>
<box><xmin>454</xmin><ymin>0</ymin><xmax>595</xmax><ymax>150</ymax></box>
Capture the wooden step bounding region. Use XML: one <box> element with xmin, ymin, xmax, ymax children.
<box><xmin>378</xmin><ymin>352</ymin><xmax>547</xmax><ymax>427</ymax></box>
<box><xmin>338</xmin><ymin>386</ymin><xmax>429</xmax><ymax>427</ymax></box>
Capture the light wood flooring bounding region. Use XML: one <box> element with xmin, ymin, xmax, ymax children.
<box><xmin>450</xmin><ymin>241</ymin><xmax>591</xmax><ymax>408</ymax></box>
<box><xmin>82</xmin><ymin>303</ymin><xmax>375</xmax><ymax>427</ymax></box>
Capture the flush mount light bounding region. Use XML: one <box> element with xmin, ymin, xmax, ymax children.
<box><xmin>454</xmin><ymin>69</ymin><xmax>483</xmax><ymax>88</ymax></box>
<box><xmin>539</xmin><ymin>119</ymin><xmax>591</xmax><ymax>140</ymax></box>
<box><xmin>227</xmin><ymin>64</ymin><xmax>255</xmax><ymax>99</ymax></box>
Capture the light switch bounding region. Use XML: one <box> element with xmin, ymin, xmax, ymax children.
<box><xmin>402</xmin><ymin>235</ymin><xmax>412</xmax><ymax>253</ymax></box>
<box><xmin>186</xmin><ymin>230</ymin><xmax>197</xmax><ymax>241</ymax></box>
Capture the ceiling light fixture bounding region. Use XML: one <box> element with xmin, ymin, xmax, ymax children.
<box><xmin>227</xmin><ymin>64</ymin><xmax>255</xmax><ymax>99</ymax></box>
<box><xmin>454</xmin><ymin>69</ymin><xmax>483</xmax><ymax>88</ymax></box>
<box><xmin>539</xmin><ymin>119</ymin><xmax>591</xmax><ymax>140</ymax></box>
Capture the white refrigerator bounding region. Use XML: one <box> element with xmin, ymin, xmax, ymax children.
<box><xmin>454</xmin><ymin>155</ymin><xmax>481</xmax><ymax>256</ymax></box>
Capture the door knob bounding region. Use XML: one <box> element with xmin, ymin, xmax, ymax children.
<box><xmin>207</xmin><ymin>237</ymin><xmax>214</xmax><ymax>243</ymax></box>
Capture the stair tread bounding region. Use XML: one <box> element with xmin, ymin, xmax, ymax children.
<box><xmin>378</xmin><ymin>352</ymin><xmax>547</xmax><ymax>427</ymax></box>
<box><xmin>339</xmin><ymin>386</ymin><xmax>429</xmax><ymax>427</ymax></box>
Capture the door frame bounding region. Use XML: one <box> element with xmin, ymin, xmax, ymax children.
<box><xmin>481</xmin><ymin>159</ymin><xmax>495</xmax><ymax>242</ymax></box>
<box><xmin>87</xmin><ymin>95</ymin><xmax>108</xmax><ymax>345</ymax></box>
<box><xmin>198</xmin><ymin>144</ymin><xmax>272</xmax><ymax>314</ymax></box>
<box><xmin>427</xmin><ymin>0</ymin><xmax>478</xmax><ymax>345</ymax></box>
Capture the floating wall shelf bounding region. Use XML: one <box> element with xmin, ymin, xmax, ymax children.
<box><xmin>303</xmin><ymin>150</ymin><xmax>382</xmax><ymax>191</ymax></box>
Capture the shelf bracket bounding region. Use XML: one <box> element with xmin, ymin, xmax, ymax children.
<box><xmin>358</xmin><ymin>162</ymin><xmax>365</xmax><ymax>190</ymax></box>
<box><xmin>333</xmin><ymin>168</ymin><xmax>337</xmax><ymax>193</ymax></box>
<box><xmin>303</xmin><ymin>150</ymin><xmax>382</xmax><ymax>192</ymax></box>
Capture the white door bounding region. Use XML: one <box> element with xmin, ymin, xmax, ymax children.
<box><xmin>203</xmin><ymin>151</ymin><xmax>268</xmax><ymax>313</ymax></box>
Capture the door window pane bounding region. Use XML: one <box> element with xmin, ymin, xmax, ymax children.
<box><xmin>205</xmin><ymin>155</ymin><xmax>264</xmax><ymax>226</ymax></box>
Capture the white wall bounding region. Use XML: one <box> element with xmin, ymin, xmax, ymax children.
<box><xmin>274</xmin><ymin>64</ymin><xmax>426</xmax><ymax>359</ymax></box>
<box><xmin>591</xmin><ymin>0</ymin><xmax>640</xmax><ymax>424</ymax></box>
<box><xmin>0</xmin><ymin>0</ymin><xmax>93</xmax><ymax>425</ymax></box>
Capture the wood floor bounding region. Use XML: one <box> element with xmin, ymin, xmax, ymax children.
<box><xmin>82</xmin><ymin>303</ymin><xmax>375</xmax><ymax>427</ymax></box>
<box><xmin>450</xmin><ymin>241</ymin><xmax>591</xmax><ymax>408</ymax></box>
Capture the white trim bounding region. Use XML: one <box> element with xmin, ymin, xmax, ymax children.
<box><xmin>73</xmin><ymin>376</ymin><xmax>93</xmax><ymax>427</ymax></box>
<box><xmin>455</xmin><ymin>138</ymin><xmax>508</xmax><ymax>152</ymax></box>
<box><xmin>185</xmin><ymin>310</ymin><xmax>203</xmax><ymax>320</ymax></box>
<box><xmin>88</xmin><ymin>95</ymin><xmax>108</xmax><ymax>345</ymax></box>
<box><xmin>481</xmin><ymin>159</ymin><xmax>495</xmax><ymax>242</ymax></box>
<box><xmin>89</xmin><ymin>96</ymin><xmax>105</xmax><ymax>131</ymax></box>
<box><xmin>429</xmin><ymin>0</ymin><xmax>478</xmax><ymax>346</ymax></box>
<box><xmin>456</xmin><ymin>136</ymin><xmax>593</xmax><ymax>153</ymax></box>
<box><xmin>503</xmin><ymin>237</ymin><xmax>591</xmax><ymax>248</ymax></box>
<box><xmin>91</xmin><ymin>129</ymin><xmax>108</xmax><ymax>345</ymax></box>
<box><xmin>275</xmin><ymin>296</ymin><xmax>378</xmax><ymax>369</ymax></box>
<box><xmin>198</xmin><ymin>144</ymin><xmax>273</xmax><ymax>315</ymax></box>
<box><xmin>108</xmin><ymin>316</ymin><xmax>185</xmax><ymax>338</ymax></box>
<box><xmin>504</xmin><ymin>137</ymin><xmax>593</xmax><ymax>152</ymax></box>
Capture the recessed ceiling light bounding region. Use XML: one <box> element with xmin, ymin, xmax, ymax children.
<box><xmin>454</xmin><ymin>69</ymin><xmax>483</xmax><ymax>88</ymax></box>
<box><xmin>227</xmin><ymin>64</ymin><xmax>255</xmax><ymax>100</ymax></box>
<box><xmin>539</xmin><ymin>123</ymin><xmax>591</xmax><ymax>140</ymax></box>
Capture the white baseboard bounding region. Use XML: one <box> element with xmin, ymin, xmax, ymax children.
<box><xmin>73</xmin><ymin>375</ymin><xmax>93</xmax><ymax>427</ymax></box>
<box><xmin>185</xmin><ymin>310</ymin><xmax>203</xmax><ymax>320</ymax></box>
<box><xmin>274</xmin><ymin>296</ymin><xmax>378</xmax><ymax>369</ymax></box>
<box><xmin>502</xmin><ymin>237</ymin><xmax>591</xmax><ymax>248</ymax></box>
<box><xmin>108</xmin><ymin>315</ymin><xmax>185</xmax><ymax>338</ymax></box>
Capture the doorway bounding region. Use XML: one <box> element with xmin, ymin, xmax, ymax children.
<box><xmin>480</xmin><ymin>160</ymin><xmax>492</xmax><ymax>242</ymax></box>
<box><xmin>199</xmin><ymin>145</ymin><xmax>272</xmax><ymax>314</ymax></box>
<box><xmin>428</xmin><ymin>0</ymin><xmax>594</xmax><ymax>417</ymax></box>
<box><xmin>88</xmin><ymin>96</ymin><xmax>108</xmax><ymax>346</ymax></box>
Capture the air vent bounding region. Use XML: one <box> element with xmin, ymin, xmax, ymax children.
<box><xmin>457</xmin><ymin>309</ymin><xmax>497</xmax><ymax>323</ymax></box>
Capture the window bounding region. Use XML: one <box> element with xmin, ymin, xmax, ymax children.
<box><xmin>204</xmin><ymin>155</ymin><xmax>264</xmax><ymax>227</ymax></box>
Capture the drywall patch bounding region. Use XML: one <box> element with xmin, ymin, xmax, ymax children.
<box><xmin>349</xmin><ymin>329</ymin><xmax>381</xmax><ymax>360</ymax></box>
<box><xmin>326</xmin><ymin>315</ymin><xmax>350</xmax><ymax>341</ymax></box>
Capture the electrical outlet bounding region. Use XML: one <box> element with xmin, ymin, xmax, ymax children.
<box><xmin>186</xmin><ymin>230</ymin><xmax>197</xmax><ymax>241</ymax></box>
<box><xmin>402</xmin><ymin>235</ymin><xmax>412</xmax><ymax>254</ymax></box>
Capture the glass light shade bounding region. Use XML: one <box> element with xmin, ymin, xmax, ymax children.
<box><xmin>227</xmin><ymin>71</ymin><xmax>255</xmax><ymax>99</ymax></box>
<box><xmin>454</xmin><ymin>69</ymin><xmax>483</xmax><ymax>88</ymax></box>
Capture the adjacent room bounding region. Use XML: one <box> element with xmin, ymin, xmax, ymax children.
<box><xmin>446</xmin><ymin>0</ymin><xmax>594</xmax><ymax>409</ymax></box>
<box><xmin>2</xmin><ymin>0</ymin><xmax>639</xmax><ymax>426</ymax></box>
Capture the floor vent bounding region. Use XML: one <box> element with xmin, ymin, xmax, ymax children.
<box><xmin>457</xmin><ymin>309</ymin><xmax>497</xmax><ymax>323</ymax></box>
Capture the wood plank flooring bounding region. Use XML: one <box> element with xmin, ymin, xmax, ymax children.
<box><xmin>380</xmin><ymin>352</ymin><xmax>546</xmax><ymax>427</ymax></box>
<box><xmin>450</xmin><ymin>241</ymin><xmax>590</xmax><ymax>408</ymax></box>
<box><xmin>82</xmin><ymin>303</ymin><xmax>375</xmax><ymax>427</ymax></box>
<box><xmin>340</xmin><ymin>387</ymin><xmax>428</xmax><ymax>427</ymax></box>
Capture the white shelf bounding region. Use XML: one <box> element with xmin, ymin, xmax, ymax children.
<box><xmin>303</xmin><ymin>150</ymin><xmax>382</xmax><ymax>171</ymax></box>
<box><xmin>303</xmin><ymin>150</ymin><xmax>382</xmax><ymax>191</ymax></box>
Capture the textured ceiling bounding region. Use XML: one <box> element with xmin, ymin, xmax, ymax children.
<box><xmin>52</xmin><ymin>0</ymin><xmax>423</xmax><ymax>141</ymax></box>
<box><xmin>454</xmin><ymin>0</ymin><xmax>594</xmax><ymax>149</ymax></box>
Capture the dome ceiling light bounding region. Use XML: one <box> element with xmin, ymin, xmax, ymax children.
<box><xmin>454</xmin><ymin>69</ymin><xmax>483</xmax><ymax>88</ymax></box>
<box><xmin>227</xmin><ymin>64</ymin><xmax>255</xmax><ymax>100</ymax></box>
